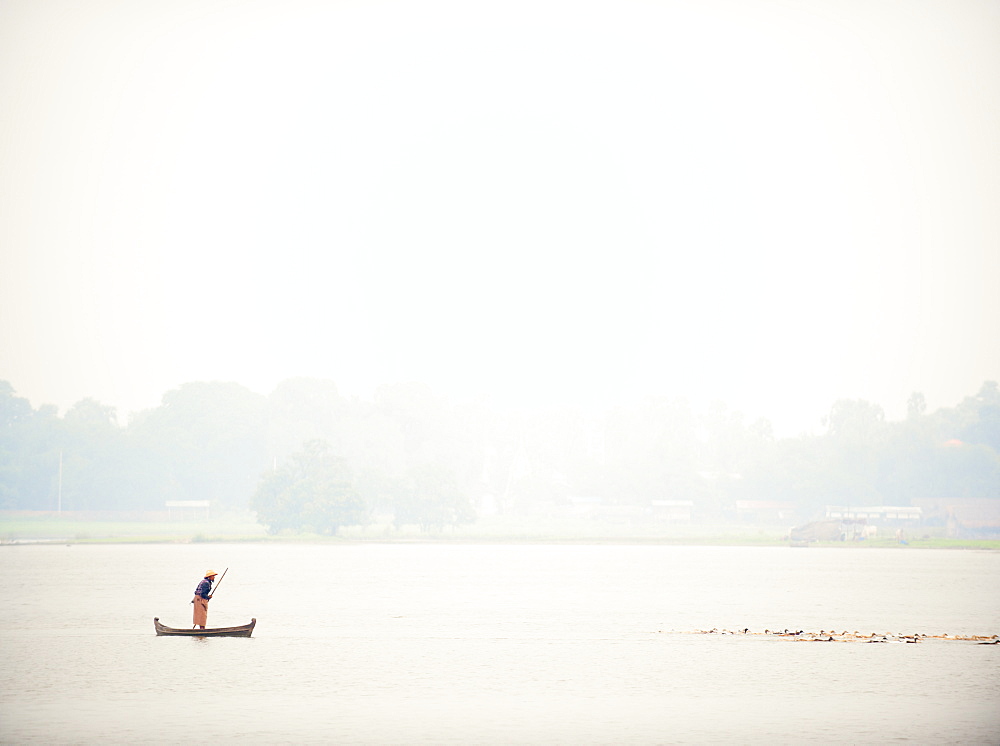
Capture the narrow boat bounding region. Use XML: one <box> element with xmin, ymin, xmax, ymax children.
<box><xmin>154</xmin><ymin>617</ymin><xmax>256</xmax><ymax>637</ymax></box>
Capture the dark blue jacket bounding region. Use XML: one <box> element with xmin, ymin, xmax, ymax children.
<box><xmin>195</xmin><ymin>577</ymin><xmax>213</xmax><ymax>600</ymax></box>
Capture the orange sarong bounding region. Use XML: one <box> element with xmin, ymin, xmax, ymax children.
<box><xmin>193</xmin><ymin>596</ymin><xmax>209</xmax><ymax>627</ymax></box>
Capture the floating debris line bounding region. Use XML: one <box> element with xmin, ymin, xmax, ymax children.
<box><xmin>659</xmin><ymin>629</ymin><xmax>1000</xmax><ymax>644</ymax></box>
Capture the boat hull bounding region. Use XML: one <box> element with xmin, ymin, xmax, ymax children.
<box><xmin>154</xmin><ymin>617</ymin><xmax>255</xmax><ymax>637</ymax></box>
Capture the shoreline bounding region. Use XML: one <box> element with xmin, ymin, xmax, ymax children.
<box><xmin>2</xmin><ymin>534</ymin><xmax>998</xmax><ymax>550</ymax></box>
<box><xmin>3</xmin><ymin>513</ymin><xmax>998</xmax><ymax>549</ymax></box>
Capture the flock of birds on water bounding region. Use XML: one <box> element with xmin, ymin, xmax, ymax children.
<box><xmin>662</xmin><ymin>629</ymin><xmax>1000</xmax><ymax>644</ymax></box>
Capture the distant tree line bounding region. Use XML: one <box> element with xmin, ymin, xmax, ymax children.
<box><xmin>1</xmin><ymin>377</ymin><xmax>998</xmax><ymax>533</ymax></box>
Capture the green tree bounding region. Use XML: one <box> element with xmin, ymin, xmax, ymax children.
<box><xmin>821</xmin><ymin>399</ymin><xmax>887</xmax><ymax>506</ymax></box>
<box><xmin>0</xmin><ymin>382</ymin><xmax>60</xmax><ymax>509</ymax></box>
<box><xmin>252</xmin><ymin>440</ymin><xmax>367</xmax><ymax>534</ymax></box>
<box><xmin>735</xmin><ymin>434</ymin><xmax>834</xmax><ymax>516</ymax></box>
<box><xmin>960</xmin><ymin>382</ymin><xmax>1000</xmax><ymax>452</ymax></box>
<box><xmin>60</xmin><ymin>398</ymin><xmax>127</xmax><ymax>510</ymax></box>
<box><xmin>393</xmin><ymin>462</ymin><xmax>475</xmax><ymax>531</ymax></box>
<box><xmin>266</xmin><ymin>377</ymin><xmax>345</xmax><ymax>465</ymax></box>
<box><xmin>906</xmin><ymin>391</ymin><xmax>927</xmax><ymax>420</ymax></box>
<box><xmin>601</xmin><ymin>398</ymin><xmax>700</xmax><ymax>507</ymax></box>
<box><xmin>129</xmin><ymin>381</ymin><xmax>268</xmax><ymax>509</ymax></box>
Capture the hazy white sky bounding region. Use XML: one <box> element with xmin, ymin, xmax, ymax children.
<box><xmin>1</xmin><ymin>0</ymin><xmax>998</xmax><ymax>435</ymax></box>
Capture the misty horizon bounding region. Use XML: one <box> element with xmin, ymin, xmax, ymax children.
<box><xmin>2</xmin><ymin>1</ymin><xmax>998</xmax><ymax>447</ymax></box>
<box><xmin>4</xmin><ymin>374</ymin><xmax>998</xmax><ymax>440</ymax></box>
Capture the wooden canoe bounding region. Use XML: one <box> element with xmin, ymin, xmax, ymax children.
<box><xmin>154</xmin><ymin>617</ymin><xmax>256</xmax><ymax>637</ymax></box>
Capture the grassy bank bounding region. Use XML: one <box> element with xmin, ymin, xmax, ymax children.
<box><xmin>2</xmin><ymin>513</ymin><xmax>998</xmax><ymax>549</ymax></box>
<box><xmin>0</xmin><ymin>514</ymin><xmax>266</xmax><ymax>543</ymax></box>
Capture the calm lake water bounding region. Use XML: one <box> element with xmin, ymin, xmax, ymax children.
<box><xmin>1</xmin><ymin>543</ymin><xmax>998</xmax><ymax>744</ymax></box>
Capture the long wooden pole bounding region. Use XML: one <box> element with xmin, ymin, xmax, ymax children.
<box><xmin>209</xmin><ymin>568</ymin><xmax>228</xmax><ymax>599</ymax></box>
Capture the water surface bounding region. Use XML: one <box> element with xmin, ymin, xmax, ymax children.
<box><xmin>2</xmin><ymin>544</ymin><xmax>998</xmax><ymax>743</ymax></box>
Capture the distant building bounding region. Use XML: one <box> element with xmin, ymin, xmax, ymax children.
<box><xmin>824</xmin><ymin>505</ymin><xmax>921</xmax><ymax>522</ymax></box>
<box><xmin>911</xmin><ymin>498</ymin><xmax>1000</xmax><ymax>536</ymax></box>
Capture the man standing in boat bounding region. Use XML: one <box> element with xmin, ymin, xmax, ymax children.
<box><xmin>192</xmin><ymin>570</ymin><xmax>217</xmax><ymax>629</ymax></box>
